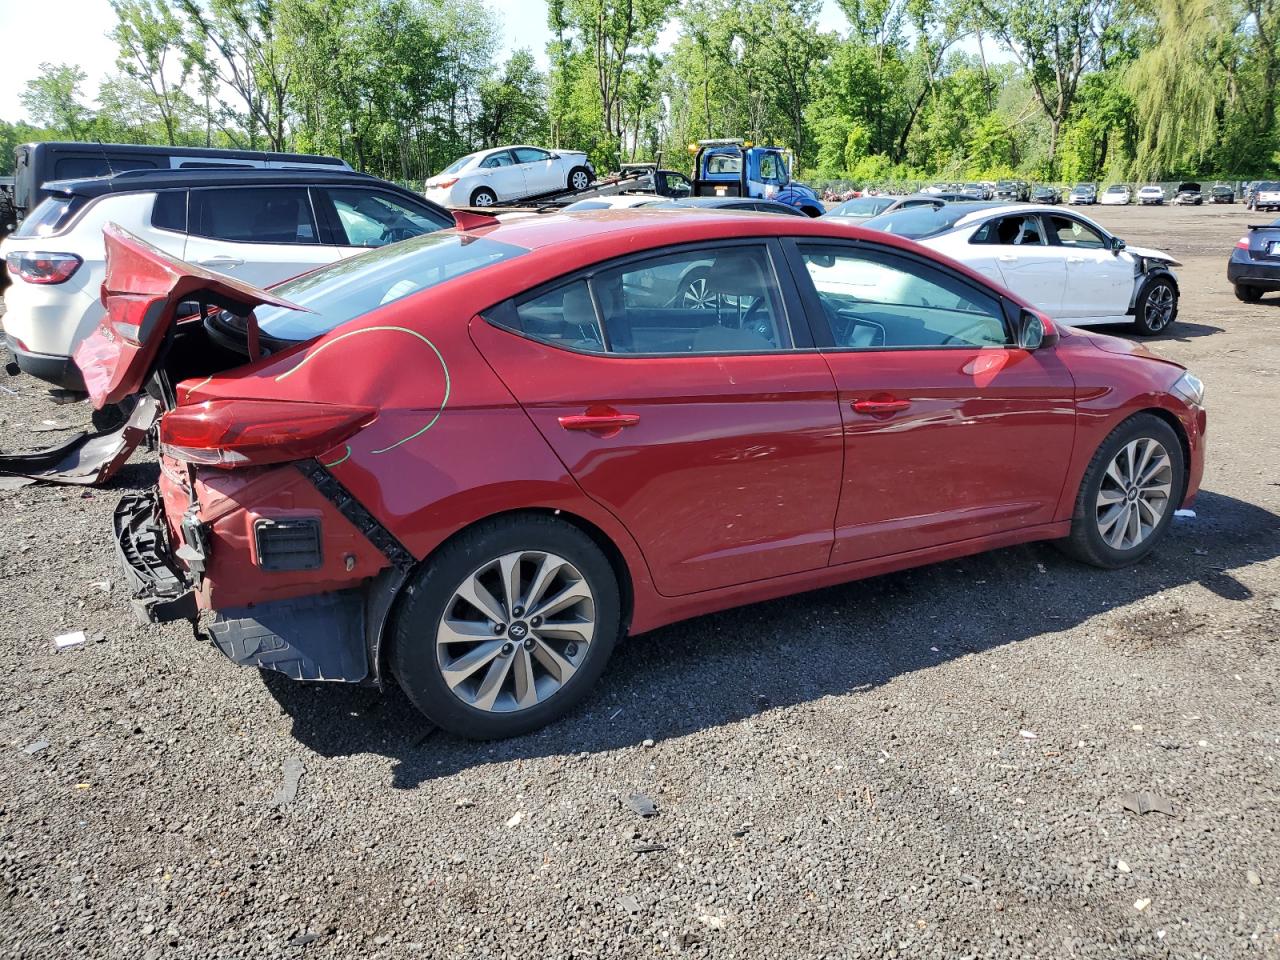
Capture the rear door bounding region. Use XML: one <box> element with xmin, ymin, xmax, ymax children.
<box><xmin>1043</xmin><ymin>213</ymin><xmax>1133</xmax><ymax>319</ymax></box>
<box><xmin>784</xmin><ymin>239</ymin><xmax>1076</xmax><ymax>563</ymax></box>
<box><xmin>472</xmin><ymin>239</ymin><xmax>845</xmax><ymax>596</ymax></box>
<box><xmin>182</xmin><ymin>185</ymin><xmax>340</xmax><ymax>285</ymax></box>
<box><xmin>477</xmin><ymin>150</ymin><xmax>527</xmax><ymax>200</ymax></box>
<box><xmin>965</xmin><ymin>213</ymin><xmax>1067</xmax><ymax>316</ymax></box>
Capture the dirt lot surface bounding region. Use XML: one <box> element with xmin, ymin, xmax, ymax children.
<box><xmin>1</xmin><ymin>203</ymin><xmax>1278</xmax><ymax>959</ymax></box>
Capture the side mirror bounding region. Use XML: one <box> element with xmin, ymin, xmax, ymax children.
<box><xmin>1018</xmin><ymin>309</ymin><xmax>1059</xmax><ymax>350</ymax></box>
<box><xmin>549</xmin><ymin>153</ymin><xmax>561</xmax><ymax>160</ymax></box>
<box><xmin>1111</xmin><ymin>236</ymin><xmax>1126</xmax><ymax>254</ymax></box>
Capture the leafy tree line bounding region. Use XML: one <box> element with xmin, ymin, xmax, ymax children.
<box><xmin>3</xmin><ymin>0</ymin><xmax>1278</xmax><ymax>183</ymax></box>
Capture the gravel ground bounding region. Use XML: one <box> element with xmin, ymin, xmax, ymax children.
<box><xmin>1</xmin><ymin>203</ymin><xmax>1278</xmax><ymax>959</ymax></box>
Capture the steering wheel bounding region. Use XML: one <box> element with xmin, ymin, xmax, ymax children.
<box><xmin>741</xmin><ymin>297</ymin><xmax>777</xmax><ymax>345</ymax></box>
<box><xmin>380</xmin><ymin>226</ymin><xmax>416</xmax><ymax>244</ymax></box>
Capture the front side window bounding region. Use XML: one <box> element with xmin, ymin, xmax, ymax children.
<box><xmin>798</xmin><ymin>245</ymin><xmax>1009</xmax><ymax>349</ymax></box>
<box><xmin>1046</xmin><ymin>215</ymin><xmax>1106</xmax><ymax>249</ymax></box>
<box><xmin>513</xmin><ymin>148</ymin><xmax>550</xmax><ymax>164</ymax></box>
<box><xmin>324</xmin><ymin>187</ymin><xmax>450</xmax><ymax>247</ymax></box>
<box><xmin>254</xmin><ymin>232</ymin><xmax>529</xmax><ymax>341</ymax></box>
<box><xmin>492</xmin><ymin>245</ymin><xmax>794</xmax><ymax>355</ymax></box>
<box><xmin>189</xmin><ymin>187</ymin><xmax>317</xmax><ymax>244</ymax></box>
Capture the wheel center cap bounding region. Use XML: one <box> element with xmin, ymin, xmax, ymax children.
<box><xmin>1126</xmin><ymin>487</ymin><xmax>1139</xmax><ymax>502</ymax></box>
<box><xmin>508</xmin><ymin>621</ymin><xmax>529</xmax><ymax>641</ymax></box>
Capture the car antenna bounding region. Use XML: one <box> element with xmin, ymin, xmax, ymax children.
<box><xmin>97</xmin><ymin>140</ymin><xmax>117</xmax><ymax>180</ymax></box>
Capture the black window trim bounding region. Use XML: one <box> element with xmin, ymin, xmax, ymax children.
<box><xmin>482</xmin><ymin>237</ymin><xmax>818</xmax><ymax>359</ymax></box>
<box><xmin>779</xmin><ymin>236</ymin><xmax>1022</xmax><ymax>352</ymax></box>
<box><xmin>186</xmin><ymin>184</ymin><xmax>323</xmax><ymax>246</ymax></box>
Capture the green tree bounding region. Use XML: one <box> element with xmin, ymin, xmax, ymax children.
<box><xmin>20</xmin><ymin>63</ymin><xmax>92</xmax><ymax>138</ymax></box>
<box><xmin>111</xmin><ymin>0</ymin><xmax>190</xmax><ymax>145</ymax></box>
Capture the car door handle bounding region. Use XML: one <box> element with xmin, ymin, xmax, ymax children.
<box><xmin>558</xmin><ymin>410</ymin><xmax>641</xmax><ymax>432</ymax></box>
<box><xmin>851</xmin><ymin>398</ymin><xmax>911</xmax><ymax>415</ymax></box>
<box><xmin>997</xmin><ymin>254</ymin><xmax>1018</xmax><ymax>262</ymax></box>
<box><xmin>196</xmin><ymin>256</ymin><xmax>245</xmax><ymax>269</ymax></box>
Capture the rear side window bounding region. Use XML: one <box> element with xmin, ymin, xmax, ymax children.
<box><xmin>151</xmin><ymin>190</ymin><xmax>188</xmax><ymax>232</ymax></box>
<box><xmin>971</xmin><ymin>215</ymin><xmax>1045</xmax><ymax>246</ymax></box>
<box><xmin>11</xmin><ymin>196</ymin><xmax>88</xmax><ymax>238</ymax></box>
<box><xmin>189</xmin><ymin>187</ymin><xmax>317</xmax><ymax>244</ymax></box>
<box><xmin>254</xmin><ymin>232</ymin><xmax>528</xmax><ymax>341</ymax></box>
<box><xmin>53</xmin><ymin>156</ymin><xmax>158</xmax><ymax>179</ymax></box>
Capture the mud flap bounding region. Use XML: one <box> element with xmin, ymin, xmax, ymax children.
<box><xmin>0</xmin><ymin>395</ymin><xmax>159</xmax><ymax>485</ymax></box>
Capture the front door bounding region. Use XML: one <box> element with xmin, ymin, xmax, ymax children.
<box><xmin>512</xmin><ymin>147</ymin><xmax>559</xmax><ymax>195</ymax></box>
<box><xmin>784</xmin><ymin>240</ymin><xmax>1077</xmax><ymax>564</ymax></box>
<box><xmin>472</xmin><ymin>240</ymin><xmax>845</xmax><ymax>596</ymax></box>
<box><xmin>1043</xmin><ymin>213</ymin><xmax>1134</xmax><ymax>319</ymax></box>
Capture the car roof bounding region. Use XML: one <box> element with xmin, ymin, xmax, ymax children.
<box><xmin>41</xmin><ymin>167</ymin><xmax>410</xmax><ymax>199</ymax></box>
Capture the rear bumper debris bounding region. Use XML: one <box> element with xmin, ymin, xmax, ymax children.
<box><xmin>0</xmin><ymin>394</ymin><xmax>158</xmax><ymax>485</ymax></box>
<box><xmin>114</xmin><ymin>488</ymin><xmax>197</xmax><ymax>623</ymax></box>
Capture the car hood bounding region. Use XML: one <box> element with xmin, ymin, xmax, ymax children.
<box><xmin>1086</xmin><ymin>331</ymin><xmax>1184</xmax><ymax>367</ymax></box>
<box><xmin>1125</xmin><ymin>243</ymin><xmax>1181</xmax><ymax>266</ymax></box>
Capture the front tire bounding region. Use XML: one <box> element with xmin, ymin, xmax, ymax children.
<box><xmin>391</xmin><ymin>514</ymin><xmax>621</xmax><ymax>739</ymax></box>
<box><xmin>568</xmin><ymin>167</ymin><xmax>592</xmax><ymax>192</ymax></box>
<box><xmin>1057</xmin><ymin>414</ymin><xmax>1185</xmax><ymax>569</ymax></box>
<box><xmin>1132</xmin><ymin>275</ymin><xmax>1178</xmax><ymax>335</ymax></box>
<box><xmin>1235</xmin><ymin>284</ymin><xmax>1263</xmax><ymax>303</ymax></box>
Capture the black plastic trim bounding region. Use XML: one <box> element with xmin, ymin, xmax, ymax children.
<box><xmin>296</xmin><ymin>460</ymin><xmax>416</xmax><ymax>571</ymax></box>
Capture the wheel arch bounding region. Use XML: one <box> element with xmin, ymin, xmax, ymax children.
<box><xmin>371</xmin><ymin>505</ymin><xmax>636</xmax><ymax>683</ymax></box>
<box><xmin>1138</xmin><ymin>406</ymin><xmax>1192</xmax><ymax>504</ymax></box>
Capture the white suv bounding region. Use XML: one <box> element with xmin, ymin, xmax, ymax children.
<box><xmin>1</xmin><ymin>168</ymin><xmax>452</xmax><ymax>390</ymax></box>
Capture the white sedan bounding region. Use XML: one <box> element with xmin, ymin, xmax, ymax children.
<box><xmin>1138</xmin><ymin>185</ymin><xmax>1166</xmax><ymax>205</ymax></box>
<box><xmin>864</xmin><ymin>203</ymin><xmax>1182</xmax><ymax>334</ymax></box>
<box><xmin>425</xmin><ymin>146</ymin><xmax>594</xmax><ymax>208</ymax></box>
<box><xmin>1100</xmin><ymin>184</ymin><xmax>1131</xmax><ymax>205</ymax></box>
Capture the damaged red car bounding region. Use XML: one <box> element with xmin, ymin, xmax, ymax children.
<box><xmin>82</xmin><ymin>210</ymin><xmax>1207</xmax><ymax>739</ymax></box>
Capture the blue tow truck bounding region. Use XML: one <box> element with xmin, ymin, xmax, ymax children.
<box><xmin>689</xmin><ymin>139</ymin><xmax>824</xmax><ymax>217</ymax></box>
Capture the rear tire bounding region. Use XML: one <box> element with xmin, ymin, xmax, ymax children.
<box><xmin>470</xmin><ymin>187</ymin><xmax>497</xmax><ymax>207</ymax></box>
<box><xmin>1056</xmin><ymin>413</ymin><xmax>1185</xmax><ymax>569</ymax></box>
<box><xmin>567</xmin><ymin>167</ymin><xmax>592</xmax><ymax>192</ymax></box>
<box><xmin>1132</xmin><ymin>275</ymin><xmax>1178</xmax><ymax>335</ymax></box>
<box><xmin>391</xmin><ymin>514</ymin><xmax>621</xmax><ymax>739</ymax></box>
<box><xmin>1235</xmin><ymin>284</ymin><xmax>1263</xmax><ymax>303</ymax></box>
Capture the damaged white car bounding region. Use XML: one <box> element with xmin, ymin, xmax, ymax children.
<box><xmin>864</xmin><ymin>203</ymin><xmax>1182</xmax><ymax>334</ymax></box>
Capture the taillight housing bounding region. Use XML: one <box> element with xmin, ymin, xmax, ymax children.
<box><xmin>1237</xmin><ymin>236</ymin><xmax>1251</xmax><ymax>250</ymax></box>
<box><xmin>5</xmin><ymin>251</ymin><xmax>82</xmax><ymax>284</ymax></box>
<box><xmin>434</xmin><ymin>177</ymin><xmax>459</xmax><ymax>189</ymax></box>
<box><xmin>160</xmin><ymin>399</ymin><xmax>376</xmax><ymax>468</ymax></box>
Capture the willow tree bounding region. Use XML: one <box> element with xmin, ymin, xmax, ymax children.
<box><xmin>1127</xmin><ymin>0</ymin><xmax>1229</xmax><ymax>178</ymax></box>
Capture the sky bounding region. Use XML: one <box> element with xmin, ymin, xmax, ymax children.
<box><xmin>0</xmin><ymin>0</ymin><xmax>854</xmax><ymax>124</ymax></box>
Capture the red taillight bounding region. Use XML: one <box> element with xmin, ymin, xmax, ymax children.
<box><xmin>160</xmin><ymin>399</ymin><xmax>376</xmax><ymax>468</ymax></box>
<box><xmin>5</xmin><ymin>251</ymin><xmax>82</xmax><ymax>284</ymax></box>
<box><xmin>1237</xmin><ymin>236</ymin><xmax>1251</xmax><ymax>249</ymax></box>
<box><xmin>434</xmin><ymin>177</ymin><xmax>459</xmax><ymax>188</ymax></box>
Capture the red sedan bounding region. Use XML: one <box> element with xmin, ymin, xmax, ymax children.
<box><xmin>83</xmin><ymin>210</ymin><xmax>1206</xmax><ymax>739</ymax></box>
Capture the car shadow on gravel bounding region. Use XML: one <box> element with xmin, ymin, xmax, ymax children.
<box><xmin>1091</xmin><ymin>321</ymin><xmax>1224</xmax><ymax>342</ymax></box>
<box><xmin>261</xmin><ymin>489</ymin><xmax>1280</xmax><ymax>789</ymax></box>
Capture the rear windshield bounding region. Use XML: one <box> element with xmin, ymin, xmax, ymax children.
<box><xmin>862</xmin><ymin>204</ymin><xmax>981</xmax><ymax>239</ymax></box>
<box><xmin>441</xmin><ymin>154</ymin><xmax>475</xmax><ymax>175</ymax></box>
<box><xmin>11</xmin><ymin>195</ymin><xmax>88</xmax><ymax>238</ymax></box>
<box><xmin>254</xmin><ymin>231</ymin><xmax>528</xmax><ymax>341</ymax></box>
<box><xmin>827</xmin><ymin>196</ymin><xmax>895</xmax><ymax>217</ymax></box>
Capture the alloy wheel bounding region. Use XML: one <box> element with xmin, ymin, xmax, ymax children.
<box><xmin>473</xmin><ymin>192</ymin><xmax>495</xmax><ymax>207</ymax></box>
<box><xmin>1145</xmin><ymin>284</ymin><xmax>1176</xmax><ymax>331</ymax></box>
<box><xmin>571</xmin><ymin>170</ymin><xmax>591</xmax><ymax>191</ymax></box>
<box><xmin>435</xmin><ymin>551</ymin><xmax>596</xmax><ymax>713</ymax></box>
<box><xmin>1095</xmin><ymin>437</ymin><xmax>1173</xmax><ymax>550</ymax></box>
<box><xmin>682</xmin><ymin>277</ymin><xmax>717</xmax><ymax>310</ymax></box>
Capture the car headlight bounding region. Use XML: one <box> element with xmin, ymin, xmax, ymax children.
<box><xmin>1171</xmin><ymin>371</ymin><xmax>1205</xmax><ymax>406</ymax></box>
